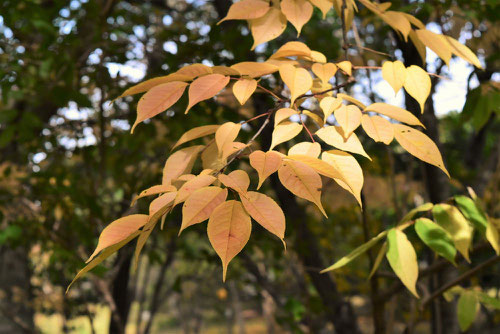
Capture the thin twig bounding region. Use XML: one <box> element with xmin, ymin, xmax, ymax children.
<box><xmin>420</xmin><ymin>255</ymin><xmax>500</xmax><ymax>309</ymax></box>
<box><xmin>300</xmin><ymin>78</ymin><xmax>356</xmax><ymax>98</ymax></box>
<box><xmin>353</xmin><ymin>66</ymin><xmax>449</xmax><ymax>80</ymax></box>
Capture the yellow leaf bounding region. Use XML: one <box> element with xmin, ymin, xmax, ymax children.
<box><xmin>239</xmin><ymin>191</ymin><xmax>286</xmax><ymax>245</ymax></box>
<box><xmin>287</xmin><ymin>154</ymin><xmax>342</xmax><ymax>182</ymax></box>
<box><xmin>320</xmin><ymin>96</ymin><xmax>342</xmax><ymax>122</ymax></box>
<box><xmin>185</xmin><ymin>74</ymin><xmax>230</xmax><ymax>113</ymax></box>
<box><xmin>207</xmin><ymin>200</ymin><xmax>252</xmax><ymax>281</ymax></box>
<box><xmin>361</xmin><ymin>114</ymin><xmax>394</xmax><ymax>145</ymax></box>
<box><xmin>270</xmin><ymin>41</ymin><xmax>311</xmax><ymax>59</ymax></box>
<box><xmin>163</xmin><ymin>146</ymin><xmax>204</xmax><ymax>185</ymax></box>
<box><xmin>432</xmin><ymin>204</ymin><xmax>474</xmax><ymax>262</ymax></box>
<box><xmin>382</xmin><ymin>60</ymin><xmax>406</xmax><ymax>95</ymax></box>
<box><xmin>176</xmin><ymin>63</ymin><xmax>213</xmax><ymax>79</ymax></box>
<box><xmin>218</xmin><ymin>170</ymin><xmax>250</xmax><ymax>194</ymax></box>
<box><xmin>87</xmin><ymin>214</ymin><xmax>149</xmax><ymax>263</ymax></box>
<box><xmin>309</xmin><ymin>0</ymin><xmax>332</xmax><ymax>18</ymax></box>
<box><xmin>303</xmin><ymin>109</ymin><xmax>324</xmax><ymax>125</ymax></box>
<box><xmin>288</xmin><ymin>142</ymin><xmax>321</xmax><ymax>158</ymax></box>
<box><xmin>310</xmin><ymin>50</ymin><xmax>327</xmax><ymax>63</ymax></box>
<box><xmin>133</xmin><ymin>219</ymin><xmax>158</xmax><ymax>271</ymax></box>
<box><xmin>116</xmin><ymin>73</ymin><xmax>191</xmax><ymax>100</ymax></box>
<box><xmin>334</xmin><ymin>105</ymin><xmax>362</xmax><ymax>137</ymax></box>
<box><xmin>444</xmin><ymin>36</ymin><xmax>482</xmax><ymax>69</ymax></box>
<box><xmin>132</xmin><ymin>81</ymin><xmax>188</xmax><ymax>133</ymax></box>
<box><xmin>172</xmin><ymin>124</ymin><xmax>220</xmax><ymax>151</ymax></box>
<box><xmin>148</xmin><ymin>192</ymin><xmax>177</xmax><ymax>225</ymax></box>
<box><xmin>322</xmin><ymin>150</ymin><xmax>363</xmax><ymax>206</ymax></box>
<box><xmin>386</xmin><ymin>229</ymin><xmax>419</xmax><ymax>297</ymax></box>
<box><xmin>364</xmin><ymin>103</ymin><xmax>424</xmax><ymax>127</ymax></box>
<box><xmin>215</xmin><ymin>122</ymin><xmax>242</xmax><ymax>156</ymax></box>
<box><xmin>270</xmin><ymin>121</ymin><xmax>303</xmax><ymax>150</ymax></box>
<box><xmin>232</xmin><ymin>78</ymin><xmax>258</xmax><ymax>105</ymax></box>
<box><xmin>211</xmin><ymin>66</ymin><xmax>241</xmax><ymax>76</ymax></box>
<box><xmin>336</xmin><ymin>61</ymin><xmax>352</xmax><ymax>76</ymax></box>
<box><xmin>316</xmin><ymin>126</ymin><xmax>371</xmax><ymax>160</ymax></box>
<box><xmin>221</xmin><ymin>141</ymin><xmax>247</xmax><ymax>161</ymax></box>
<box><xmin>402</xmin><ymin>13</ymin><xmax>425</xmax><ymax>29</ymax></box>
<box><xmin>180</xmin><ymin>186</ymin><xmax>228</xmax><ymax>234</ymax></box>
<box><xmin>218</xmin><ymin>0</ymin><xmax>270</xmax><ymax>24</ymax></box>
<box><xmin>131</xmin><ymin>184</ymin><xmax>177</xmax><ymax>206</ymax></box>
<box><xmin>409</xmin><ymin>30</ymin><xmax>427</xmax><ymax>64</ymax></box>
<box><xmin>280</xmin><ymin>0</ymin><xmax>313</xmax><ymax>36</ymax></box>
<box><xmin>415</xmin><ymin>29</ymin><xmax>452</xmax><ymax>65</ymax></box>
<box><xmin>230</xmin><ymin>61</ymin><xmax>279</xmax><ymax>78</ymax></box>
<box><xmin>249</xmin><ymin>8</ymin><xmax>287</xmax><ymax>50</ymax></box>
<box><xmin>202</xmin><ymin>142</ymin><xmax>223</xmax><ymax>170</ymax></box>
<box><xmin>67</xmin><ymin>231</ymin><xmax>140</xmax><ymax>292</ymax></box>
<box><xmin>403</xmin><ymin>65</ymin><xmax>431</xmax><ymax>114</ymax></box>
<box><xmin>486</xmin><ymin>218</ymin><xmax>500</xmax><ymax>255</ymax></box>
<box><xmin>249</xmin><ymin>150</ymin><xmax>283</xmax><ymax>189</ymax></box>
<box><xmin>312</xmin><ymin>62</ymin><xmax>337</xmax><ymax>84</ymax></box>
<box><xmin>393</xmin><ymin>124</ymin><xmax>449</xmax><ymax>177</ymax></box>
<box><xmin>278</xmin><ymin>160</ymin><xmax>327</xmax><ymax>217</ymax></box>
<box><xmin>275</xmin><ymin>108</ymin><xmax>298</xmax><ymax>126</ymax></box>
<box><xmin>174</xmin><ymin>174</ymin><xmax>217</xmax><ymax>206</ymax></box>
<box><xmin>380</xmin><ymin>11</ymin><xmax>411</xmax><ymax>41</ymax></box>
<box><xmin>279</xmin><ymin>64</ymin><xmax>313</xmax><ymax>105</ymax></box>
<box><xmin>337</xmin><ymin>93</ymin><xmax>366</xmax><ymax>109</ymax></box>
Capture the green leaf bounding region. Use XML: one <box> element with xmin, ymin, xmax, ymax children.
<box><xmin>368</xmin><ymin>242</ymin><xmax>387</xmax><ymax>279</ymax></box>
<box><xmin>477</xmin><ymin>291</ymin><xmax>500</xmax><ymax>309</ymax></box>
<box><xmin>455</xmin><ymin>195</ymin><xmax>488</xmax><ymax>234</ymax></box>
<box><xmin>457</xmin><ymin>290</ymin><xmax>479</xmax><ymax>331</ymax></box>
<box><xmin>399</xmin><ymin>202</ymin><xmax>433</xmax><ymax>224</ymax></box>
<box><xmin>321</xmin><ymin>231</ymin><xmax>387</xmax><ymax>273</ymax></box>
<box><xmin>386</xmin><ymin>229</ymin><xmax>419</xmax><ymax>297</ymax></box>
<box><xmin>432</xmin><ymin>204</ymin><xmax>473</xmax><ymax>262</ymax></box>
<box><xmin>415</xmin><ymin>218</ymin><xmax>456</xmax><ymax>264</ymax></box>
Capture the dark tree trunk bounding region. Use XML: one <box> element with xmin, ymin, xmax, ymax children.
<box><xmin>109</xmin><ymin>250</ymin><xmax>133</xmax><ymax>334</ymax></box>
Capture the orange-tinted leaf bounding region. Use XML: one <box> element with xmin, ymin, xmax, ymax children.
<box><xmin>280</xmin><ymin>0</ymin><xmax>313</xmax><ymax>36</ymax></box>
<box><xmin>172</xmin><ymin>125</ymin><xmax>220</xmax><ymax>150</ymax></box>
<box><xmin>87</xmin><ymin>214</ymin><xmax>149</xmax><ymax>263</ymax></box>
<box><xmin>286</xmin><ymin>154</ymin><xmax>342</xmax><ymax>181</ymax></box>
<box><xmin>132</xmin><ymin>81</ymin><xmax>188</xmax><ymax>133</ymax></box>
<box><xmin>218</xmin><ymin>0</ymin><xmax>270</xmax><ymax>24</ymax></box>
<box><xmin>186</xmin><ymin>74</ymin><xmax>230</xmax><ymax>113</ymax></box>
<box><xmin>230</xmin><ymin>62</ymin><xmax>279</xmax><ymax>78</ymax></box>
<box><xmin>148</xmin><ymin>192</ymin><xmax>177</xmax><ymax>225</ymax></box>
<box><xmin>240</xmin><ymin>191</ymin><xmax>285</xmax><ymax>245</ymax></box>
<box><xmin>249</xmin><ymin>8</ymin><xmax>287</xmax><ymax>50</ymax></box>
<box><xmin>309</xmin><ymin>0</ymin><xmax>332</xmax><ymax>18</ymax></box>
<box><xmin>278</xmin><ymin>160</ymin><xmax>327</xmax><ymax>217</ymax></box>
<box><xmin>131</xmin><ymin>184</ymin><xmax>177</xmax><ymax>206</ymax></box>
<box><xmin>163</xmin><ymin>145</ymin><xmax>204</xmax><ymax>185</ymax></box>
<box><xmin>207</xmin><ymin>200</ymin><xmax>252</xmax><ymax>281</ymax></box>
<box><xmin>275</xmin><ymin>108</ymin><xmax>298</xmax><ymax>126</ymax></box>
<box><xmin>361</xmin><ymin>114</ymin><xmax>394</xmax><ymax>144</ymax></box>
<box><xmin>288</xmin><ymin>142</ymin><xmax>321</xmax><ymax>158</ymax></box>
<box><xmin>218</xmin><ymin>170</ymin><xmax>250</xmax><ymax>194</ymax></box>
<box><xmin>270</xmin><ymin>41</ymin><xmax>311</xmax><ymax>59</ymax></box>
<box><xmin>270</xmin><ymin>121</ymin><xmax>303</xmax><ymax>150</ymax></box>
<box><xmin>216</xmin><ymin>122</ymin><xmax>242</xmax><ymax>156</ymax></box>
<box><xmin>320</xmin><ymin>96</ymin><xmax>343</xmax><ymax>122</ymax></box>
<box><xmin>316</xmin><ymin>126</ymin><xmax>371</xmax><ymax>160</ymax></box>
<box><xmin>233</xmin><ymin>78</ymin><xmax>258</xmax><ymax>105</ymax></box>
<box><xmin>336</xmin><ymin>61</ymin><xmax>352</xmax><ymax>76</ymax></box>
<box><xmin>279</xmin><ymin>64</ymin><xmax>313</xmax><ymax>105</ymax></box>
<box><xmin>249</xmin><ymin>150</ymin><xmax>283</xmax><ymax>189</ymax></box>
<box><xmin>180</xmin><ymin>186</ymin><xmax>228</xmax><ymax>233</ymax></box>
<box><xmin>176</xmin><ymin>63</ymin><xmax>213</xmax><ymax>79</ymax></box>
<box><xmin>174</xmin><ymin>174</ymin><xmax>217</xmax><ymax>206</ymax></box>
<box><xmin>116</xmin><ymin>73</ymin><xmax>191</xmax><ymax>100</ymax></box>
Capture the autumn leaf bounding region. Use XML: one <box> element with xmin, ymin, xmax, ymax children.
<box><xmin>444</xmin><ymin>36</ymin><xmax>482</xmax><ymax>68</ymax></box>
<box><xmin>386</xmin><ymin>229</ymin><xmax>419</xmax><ymax>297</ymax></box>
<box><xmin>322</xmin><ymin>150</ymin><xmax>363</xmax><ymax>206</ymax></box>
<box><xmin>215</xmin><ymin>122</ymin><xmax>242</xmax><ymax>157</ymax></box>
<box><xmin>393</xmin><ymin>124</ymin><xmax>449</xmax><ymax>177</ymax></box>
<box><xmin>337</xmin><ymin>93</ymin><xmax>367</xmax><ymax>109</ymax></box>
<box><xmin>336</xmin><ymin>61</ymin><xmax>352</xmax><ymax>76</ymax></box>
<box><xmin>218</xmin><ymin>0</ymin><xmax>270</xmax><ymax>24</ymax></box>
<box><xmin>172</xmin><ymin>124</ymin><xmax>220</xmax><ymax>151</ymax></box>
<box><xmin>218</xmin><ymin>170</ymin><xmax>250</xmax><ymax>194</ymax></box>
<box><xmin>249</xmin><ymin>8</ymin><xmax>287</xmax><ymax>50</ymax></box>
<box><xmin>361</xmin><ymin>114</ymin><xmax>394</xmax><ymax>145</ymax></box>
<box><xmin>207</xmin><ymin>200</ymin><xmax>252</xmax><ymax>281</ymax></box>
<box><xmin>230</xmin><ymin>62</ymin><xmax>279</xmax><ymax>78</ymax></box>
<box><xmin>312</xmin><ymin>62</ymin><xmax>337</xmax><ymax>84</ymax></box>
<box><xmin>232</xmin><ymin>78</ymin><xmax>258</xmax><ymax>105</ymax></box>
<box><xmin>278</xmin><ymin>160</ymin><xmax>327</xmax><ymax>217</ymax></box>
<box><xmin>379</xmin><ymin>11</ymin><xmax>411</xmax><ymax>41</ymax></box>
<box><xmin>116</xmin><ymin>73</ymin><xmax>191</xmax><ymax>100</ymax></box>
<box><xmin>415</xmin><ymin>29</ymin><xmax>452</xmax><ymax>65</ymax></box>
<box><xmin>240</xmin><ymin>191</ymin><xmax>286</xmax><ymax>246</ymax></box>
<box><xmin>275</xmin><ymin>108</ymin><xmax>298</xmax><ymax>126</ymax></box>
<box><xmin>320</xmin><ymin>96</ymin><xmax>342</xmax><ymax>122</ymax></box>
<box><xmin>382</xmin><ymin>60</ymin><xmax>406</xmax><ymax>95</ymax></box>
<box><xmin>309</xmin><ymin>0</ymin><xmax>332</xmax><ymax>18</ymax></box>
<box><xmin>288</xmin><ymin>142</ymin><xmax>321</xmax><ymax>158</ymax></box>
<box><xmin>176</xmin><ymin>63</ymin><xmax>213</xmax><ymax>79</ymax></box>
<box><xmin>185</xmin><ymin>74</ymin><xmax>230</xmax><ymax>113</ymax></box>
<box><xmin>163</xmin><ymin>145</ymin><xmax>204</xmax><ymax>185</ymax></box>
<box><xmin>364</xmin><ymin>103</ymin><xmax>424</xmax><ymax>127</ymax></box>
<box><xmin>174</xmin><ymin>174</ymin><xmax>217</xmax><ymax>206</ymax></box>
<box><xmin>87</xmin><ymin>214</ymin><xmax>149</xmax><ymax>263</ymax></box>
<box><xmin>280</xmin><ymin>0</ymin><xmax>313</xmax><ymax>36</ymax></box>
<box><xmin>249</xmin><ymin>150</ymin><xmax>283</xmax><ymax>189</ymax></box>
<box><xmin>132</xmin><ymin>81</ymin><xmax>188</xmax><ymax>133</ymax></box>
<box><xmin>148</xmin><ymin>192</ymin><xmax>177</xmax><ymax>225</ymax></box>
<box><xmin>287</xmin><ymin>154</ymin><xmax>342</xmax><ymax>182</ymax></box>
<box><xmin>270</xmin><ymin>41</ymin><xmax>311</xmax><ymax>59</ymax></box>
<box><xmin>403</xmin><ymin>65</ymin><xmax>431</xmax><ymax>114</ymax></box>
<box><xmin>279</xmin><ymin>64</ymin><xmax>313</xmax><ymax>105</ymax></box>
<box><xmin>131</xmin><ymin>184</ymin><xmax>177</xmax><ymax>206</ymax></box>
<box><xmin>316</xmin><ymin>126</ymin><xmax>371</xmax><ymax>160</ymax></box>
<box><xmin>270</xmin><ymin>121</ymin><xmax>303</xmax><ymax>150</ymax></box>
<box><xmin>334</xmin><ymin>105</ymin><xmax>362</xmax><ymax>137</ymax></box>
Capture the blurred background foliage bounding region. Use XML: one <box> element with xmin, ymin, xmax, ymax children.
<box><xmin>0</xmin><ymin>0</ymin><xmax>499</xmax><ymax>333</ymax></box>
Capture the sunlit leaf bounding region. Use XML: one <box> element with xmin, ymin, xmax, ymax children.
<box><xmin>116</xmin><ymin>73</ymin><xmax>191</xmax><ymax>100</ymax></box>
<box><xmin>270</xmin><ymin>121</ymin><xmax>303</xmax><ymax>150</ymax></box>
<box><xmin>131</xmin><ymin>184</ymin><xmax>177</xmax><ymax>206</ymax></box>
<box><xmin>312</xmin><ymin>62</ymin><xmax>337</xmax><ymax>84</ymax></box>
<box><xmin>233</xmin><ymin>78</ymin><xmax>258</xmax><ymax>105</ymax></box>
<box><xmin>364</xmin><ymin>103</ymin><xmax>424</xmax><ymax>127</ymax></box>
<box><xmin>230</xmin><ymin>62</ymin><xmax>279</xmax><ymax>78</ymax></box>
<box><xmin>309</xmin><ymin>0</ymin><xmax>332</xmax><ymax>18</ymax></box>
<box><xmin>403</xmin><ymin>65</ymin><xmax>431</xmax><ymax>114</ymax></box>
<box><xmin>288</xmin><ymin>142</ymin><xmax>321</xmax><ymax>158</ymax></box>
<box><xmin>172</xmin><ymin>124</ymin><xmax>220</xmax><ymax>150</ymax></box>
<box><xmin>415</xmin><ymin>218</ymin><xmax>456</xmax><ymax>264</ymax></box>
<box><xmin>249</xmin><ymin>8</ymin><xmax>287</xmax><ymax>50</ymax></box>
<box><xmin>322</xmin><ymin>150</ymin><xmax>363</xmax><ymax>206</ymax></box>
<box><xmin>279</xmin><ymin>64</ymin><xmax>313</xmax><ymax>105</ymax></box>
<box><xmin>185</xmin><ymin>74</ymin><xmax>230</xmax><ymax>113</ymax></box>
<box><xmin>275</xmin><ymin>108</ymin><xmax>298</xmax><ymax>126</ymax></box>
<box><xmin>180</xmin><ymin>186</ymin><xmax>228</xmax><ymax>233</ymax></box>
<box><xmin>386</xmin><ymin>229</ymin><xmax>419</xmax><ymax>297</ymax></box>
<box><xmin>361</xmin><ymin>114</ymin><xmax>394</xmax><ymax>145</ymax></box>
<box><xmin>382</xmin><ymin>60</ymin><xmax>406</xmax><ymax>95</ymax></box>
<box><xmin>215</xmin><ymin>122</ymin><xmax>242</xmax><ymax>157</ymax></box>
<box><xmin>163</xmin><ymin>145</ymin><xmax>204</xmax><ymax>185</ymax></box>
<box><xmin>270</xmin><ymin>41</ymin><xmax>311</xmax><ymax>59</ymax></box>
<box><xmin>334</xmin><ymin>105</ymin><xmax>362</xmax><ymax>137</ymax></box>
<box><xmin>320</xmin><ymin>96</ymin><xmax>342</xmax><ymax>122</ymax></box>
<box><xmin>218</xmin><ymin>0</ymin><xmax>270</xmax><ymax>24</ymax></box>
<box><xmin>280</xmin><ymin>0</ymin><xmax>313</xmax><ymax>36</ymax></box>
<box><xmin>316</xmin><ymin>126</ymin><xmax>371</xmax><ymax>160</ymax></box>
<box><xmin>176</xmin><ymin>63</ymin><xmax>213</xmax><ymax>79</ymax></box>
<box><xmin>249</xmin><ymin>150</ymin><xmax>283</xmax><ymax>189</ymax></box>
<box><xmin>174</xmin><ymin>174</ymin><xmax>217</xmax><ymax>206</ymax></box>
<box><xmin>415</xmin><ymin>29</ymin><xmax>452</xmax><ymax>65</ymax></box>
